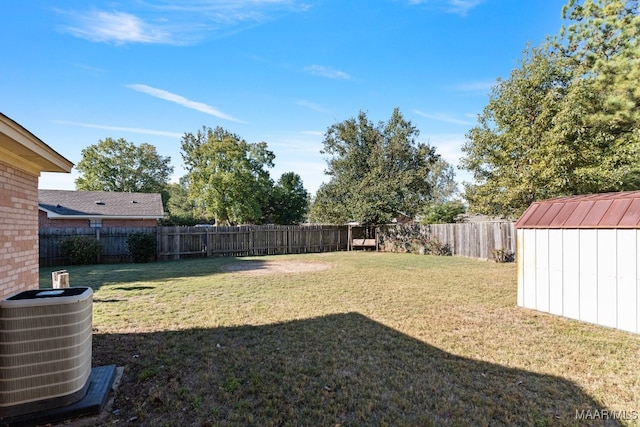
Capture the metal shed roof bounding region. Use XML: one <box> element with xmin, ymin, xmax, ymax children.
<box><xmin>515</xmin><ymin>191</ymin><xmax>640</xmax><ymax>229</ymax></box>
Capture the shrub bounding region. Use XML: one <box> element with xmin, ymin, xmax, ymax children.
<box><xmin>424</xmin><ymin>237</ymin><xmax>452</xmax><ymax>256</ymax></box>
<box><xmin>380</xmin><ymin>226</ymin><xmax>452</xmax><ymax>256</ymax></box>
<box><xmin>126</xmin><ymin>232</ymin><xmax>157</xmax><ymax>263</ymax></box>
<box><xmin>491</xmin><ymin>248</ymin><xmax>515</xmax><ymax>263</ymax></box>
<box><xmin>58</xmin><ymin>236</ymin><xmax>102</xmax><ymax>265</ymax></box>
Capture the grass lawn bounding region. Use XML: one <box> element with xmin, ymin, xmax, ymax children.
<box><xmin>40</xmin><ymin>252</ymin><xmax>640</xmax><ymax>426</ymax></box>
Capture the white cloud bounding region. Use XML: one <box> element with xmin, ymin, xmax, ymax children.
<box><xmin>304</xmin><ymin>65</ymin><xmax>351</xmax><ymax>80</ymax></box>
<box><xmin>53</xmin><ymin>120</ymin><xmax>183</xmax><ymax>138</ymax></box>
<box><xmin>446</xmin><ymin>0</ymin><xmax>484</xmax><ymax>15</ymax></box>
<box><xmin>414</xmin><ymin>110</ymin><xmax>475</xmax><ymax>126</ymax></box>
<box><xmin>296</xmin><ymin>100</ymin><xmax>333</xmax><ymax>114</ymax></box>
<box><xmin>407</xmin><ymin>0</ymin><xmax>484</xmax><ymax>16</ymax></box>
<box><xmin>63</xmin><ymin>11</ymin><xmax>173</xmax><ymax>44</ymax></box>
<box><xmin>59</xmin><ymin>1</ymin><xmax>311</xmax><ymax>45</ymax></box>
<box><xmin>127</xmin><ymin>84</ymin><xmax>246</xmax><ymax>123</ymax></box>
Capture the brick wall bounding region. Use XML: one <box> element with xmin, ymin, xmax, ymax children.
<box><xmin>39</xmin><ymin>210</ymin><xmax>158</xmax><ymax>228</ymax></box>
<box><xmin>0</xmin><ymin>160</ymin><xmax>39</xmax><ymax>299</ymax></box>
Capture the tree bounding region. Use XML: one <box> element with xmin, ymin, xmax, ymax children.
<box><xmin>311</xmin><ymin>108</ymin><xmax>441</xmax><ymax>224</ymax></box>
<box><xmin>75</xmin><ymin>137</ymin><xmax>173</xmax><ymax>194</ymax></box>
<box><xmin>269</xmin><ymin>172</ymin><xmax>309</xmax><ymax>224</ymax></box>
<box><xmin>419</xmin><ymin>157</ymin><xmax>461</xmax><ymax>223</ymax></box>
<box><xmin>460</xmin><ymin>0</ymin><xmax>640</xmax><ymax>217</ymax></box>
<box><xmin>427</xmin><ymin>158</ymin><xmax>458</xmax><ymax>204</ymax></box>
<box><xmin>461</xmin><ymin>47</ymin><xmax>574</xmax><ymax>216</ymax></box>
<box><xmin>420</xmin><ymin>200</ymin><xmax>465</xmax><ymax>224</ymax></box>
<box><xmin>558</xmin><ymin>0</ymin><xmax>640</xmax><ymax>154</ymax></box>
<box><xmin>180</xmin><ymin>126</ymin><xmax>275</xmax><ymax>225</ymax></box>
<box><xmin>163</xmin><ymin>177</ymin><xmax>212</xmax><ymax>225</ymax></box>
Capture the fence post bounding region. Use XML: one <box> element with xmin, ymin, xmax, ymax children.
<box><xmin>173</xmin><ymin>226</ymin><xmax>181</xmax><ymax>260</ymax></box>
<box><xmin>52</xmin><ymin>270</ymin><xmax>69</xmax><ymax>288</ymax></box>
<box><xmin>156</xmin><ymin>227</ymin><xmax>161</xmax><ymax>261</ymax></box>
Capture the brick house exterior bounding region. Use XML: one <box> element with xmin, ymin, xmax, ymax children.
<box><xmin>38</xmin><ymin>190</ymin><xmax>164</xmax><ymax>228</ymax></box>
<box><xmin>0</xmin><ymin>113</ymin><xmax>72</xmax><ymax>299</ymax></box>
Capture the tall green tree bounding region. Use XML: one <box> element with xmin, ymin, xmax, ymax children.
<box><xmin>419</xmin><ymin>157</ymin><xmax>462</xmax><ymax>223</ymax></box>
<box><xmin>269</xmin><ymin>172</ymin><xmax>309</xmax><ymax>225</ymax></box>
<box><xmin>163</xmin><ymin>177</ymin><xmax>212</xmax><ymax>225</ymax></box>
<box><xmin>559</xmin><ymin>0</ymin><xmax>640</xmax><ymax>144</ymax></box>
<box><xmin>311</xmin><ymin>108</ymin><xmax>440</xmax><ymax>224</ymax></box>
<box><xmin>75</xmin><ymin>137</ymin><xmax>173</xmax><ymax>194</ymax></box>
<box><xmin>461</xmin><ymin>47</ymin><xmax>574</xmax><ymax>216</ymax></box>
<box><xmin>181</xmin><ymin>126</ymin><xmax>275</xmax><ymax>225</ymax></box>
<box><xmin>427</xmin><ymin>158</ymin><xmax>459</xmax><ymax>205</ymax></box>
<box><xmin>461</xmin><ymin>0</ymin><xmax>640</xmax><ymax>217</ymax></box>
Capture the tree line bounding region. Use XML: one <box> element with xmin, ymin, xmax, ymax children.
<box><xmin>75</xmin><ymin>130</ymin><xmax>310</xmax><ymax>225</ymax></box>
<box><xmin>74</xmin><ymin>108</ymin><xmax>460</xmax><ymax>225</ymax></box>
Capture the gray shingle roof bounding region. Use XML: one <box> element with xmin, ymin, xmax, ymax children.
<box><xmin>39</xmin><ymin>190</ymin><xmax>164</xmax><ymax>218</ymax></box>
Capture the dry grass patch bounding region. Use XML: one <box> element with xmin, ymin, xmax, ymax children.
<box><xmin>221</xmin><ymin>259</ymin><xmax>333</xmax><ymax>275</ymax></box>
<box><xmin>40</xmin><ymin>252</ymin><xmax>640</xmax><ymax>426</ymax></box>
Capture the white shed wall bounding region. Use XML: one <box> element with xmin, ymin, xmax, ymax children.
<box><xmin>517</xmin><ymin>228</ymin><xmax>639</xmax><ymax>334</ymax></box>
<box><xmin>563</xmin><ymin>229</ymin><xmax>580</xmax><ymax>320</ymax></box>
<box><xmin>548</xmin><ymin>231</ymin><xmax>564</xmax><ymax>316</ymax></box>
<box><xmin>617</xmin><ymin>233</ymin><xmax>637</xmax><ymax>332</ymax></box>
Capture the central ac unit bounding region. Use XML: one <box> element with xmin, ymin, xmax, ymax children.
<box><xmin>0</xmin><ymin>287</ymin><xmax>93</xmax><ymax>417</ymax></box>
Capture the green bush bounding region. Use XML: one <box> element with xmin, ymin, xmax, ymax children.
<box><xmin>420</xmin><ymin>201</ymin><xmax>466</xmax><ymax>224</ymax></box>
<box><xmin>58</xmin><ymin>235</ymin><xmax>103</xmax><ymax>265</ymax></box>
<box><xmin>126</xmin><ymin>232</ymin><xmax>157</xmax><ymax>263</ymax></box>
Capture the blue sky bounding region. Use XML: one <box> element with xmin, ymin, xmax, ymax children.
<box><xmin>3</xmin><ymin>0</ymin><xmax>567</xmax><ymax>196</ymax></box>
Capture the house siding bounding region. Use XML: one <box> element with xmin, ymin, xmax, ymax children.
<box><xmin>38</xmin><ymin>210</ymin><xmax>158</xmax><ymax>228</ymax></box>
<box><xmin>0</xmin><ymin>159</ymin><xmax>39</xmax><ymax>299</ymax></box>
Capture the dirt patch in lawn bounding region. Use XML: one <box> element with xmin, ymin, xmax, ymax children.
<box><xmin>222</xmin><ymin>259</ymin><xmax>333</xmax><ymax>275</ymax></box>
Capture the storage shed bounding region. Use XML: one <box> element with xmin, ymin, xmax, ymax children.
<box><xmin>515</xmin><ymin>191</ymin><xmax>640</xmax><ymax>334</ymax></box>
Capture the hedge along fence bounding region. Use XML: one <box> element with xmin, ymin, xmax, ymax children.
<box><xmin>377</xmin><ymin>222</ymin><xmax>516</xmax><ymax>261</ymax></box>
<box><xmin>39</xmin><ymin>226</ymin><xmax>158</xmax><ymax>266</ymax></box>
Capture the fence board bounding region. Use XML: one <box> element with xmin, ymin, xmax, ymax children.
<box><xmin>378</xmin><ymin>222</ymin><xmax>515</xmax><ymax>261</ymax></box>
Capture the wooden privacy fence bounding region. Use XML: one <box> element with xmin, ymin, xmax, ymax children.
<box><xmin>157</xmin><ymin>225</ymin><xmax>349</xmax><ymax>260</ymax></box>
<box><xmin>378</xmin><ymin>222</ymin><xmax>516</xmax><ymax>261</ymax></box>
<box><xmin>429</xmin><ymin>222</ymin><xmax>516</xmax><ymax>260</ymax></box>
<box><xmin>39</xmin><ymin>225</ymin><xmax>349</xmax><ymax>265</ymax></box>
<box><xmin>39</xmin><ymin>226</ymin><xmax>158</xmax><ymax>266</ymax></box>
<box><xmin>39</xmin><ymin>222</ymin><xmax>514</xmax><ymax>266</ymax></box>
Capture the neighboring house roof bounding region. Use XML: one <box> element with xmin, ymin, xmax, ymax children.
<box><xmin>462</xmin><ymin>213</ymin><xmax>512</xmax><ymax>223</ymax></box>
<box><xmin>515</xmin><ymin>190</ymin><xmax>640</xmax><ymax>229</ymax></box>
<box><xmin>39</xmin><ymin>190</ymin><xmax>164</xmax><ymax>220</ymax></box>
<box><xmin>0</xmin><ymin>113</ymin><xmax>73</xmax><ymax>175</ymax></box>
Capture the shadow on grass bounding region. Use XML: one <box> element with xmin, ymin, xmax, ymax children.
<box><xmin>92</xmin><ymin>312</ymin><xmax>617</xmax><ymax>426</ymax></box>
<box><xmin>39</xmin><ymin>257</ymin><xmax>268</xmax><ymax>291</ymax></box>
